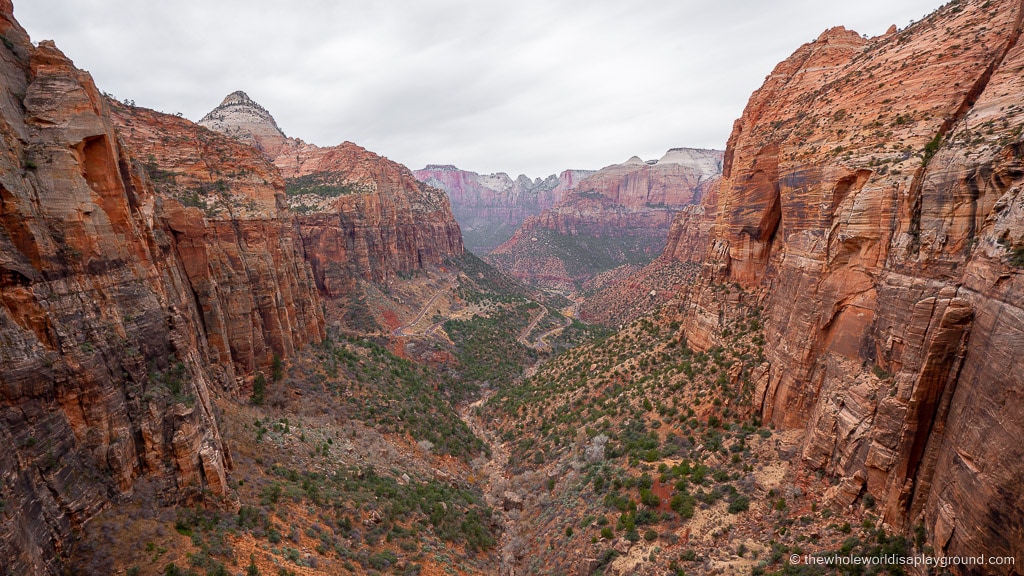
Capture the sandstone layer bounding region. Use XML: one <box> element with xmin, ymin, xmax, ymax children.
<box><xmin>0</xmin><ymin>10</ymin><xmax>230</xmax><ymax>573</ymax></box>
<box><xmin>199</xmin><ymin>92</ymin><xmax>465</xmax><ymax>296</ymax></box>
<box><xmin>487</xmin><ymin>149</ymin><xmax>722</xmax><ymax>291</ymax></box>
<box><xmin>413</xmin><ymin>165</ymin><xmax>593</xmax><ymax>255</ymax></box>
<box><xmin>110</xmin><ymin>103</ymin><xmax>326</xmax><ymax>379</ymax></box>
<box><xmin>670</xmin><ymin>1</ymin><xmax>1024</xmax><ymax>570</ymax></box>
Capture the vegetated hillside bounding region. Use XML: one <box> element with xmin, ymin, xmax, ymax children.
<box><xmin>414</xmin><ymin>165</ymin><xmax>593</xmax><ymax>255</ymax></box>
<box><xmin>0</xmin><ymin>5</ymin><xmax>605</xmax><ymax>574</ymax></box>
<box><xmin>442</xmin><ymin>252</ymin><xmax>611</xmax><ymax>388</ymax></box>
<box><xmin>478</xmin><ymin>289</ymin><xmax>918</xmax><ymax>575</ymax></box>
<box><xmin>576</xmin><ymin>174</ymin><xmax>723</xmax><ymax>328</ymax></box>
<box><xmin>656</xmin><ymin>0</ymin><xmax>1024</xmax><ymax>570</ymax></box>
<box><xmin>486</xmin><ymin>150</ymin><xmax>722</xmax><ymax>292</ymax></box>
<box><xmin>66</xmin><ymin>246</ymin><xmax>610</xmax><ymax>576</ymax></box>
<box><xmin>577</xmin><ymin>259</ymin><xmax>702</xmax><ymax>328</ymax></box>
<box><xmin>6</xmin><ymin>0</ymin><xmax>1024</xmax><ymax>573</ymax></box>
<box><xmin>73</xmin><ymin>332</ymin><xmax>501</xmax><ymax>576</ymax></box>
<box><xmin>469</xmin><ymin>0</ymin><xmax>1024</xmax><ymax>572</ymax></box>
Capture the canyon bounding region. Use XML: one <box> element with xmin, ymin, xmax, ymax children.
<box><xmin>486</xmin><ymin>149</ymin><xmax>722</xmax><ymax>292</ymax></box>
<box><xmin>0</xmin><ymin>7</ymin><xmax>465</xmax><ymax>571</ymax></box>
<box><xmin>413</xmin><ymin>165</ymin><xmax>593</xmax><ymax>255</ymax></box>
<box><xmin>0</xmin><ymin>0</ymin><xmax>1022</xmax><ymax>574</ymax></box>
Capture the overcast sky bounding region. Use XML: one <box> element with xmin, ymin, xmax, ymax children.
<box><xmin>16</xmin><ymin>0</ymin><xmax>941</xmax><ymax>177</ymax></box>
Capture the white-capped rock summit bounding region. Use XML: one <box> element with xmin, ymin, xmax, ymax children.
<box><xmin>198</xmin><ymin>90</ymin><xmax>289</xmax><ymax>157</ymax></box>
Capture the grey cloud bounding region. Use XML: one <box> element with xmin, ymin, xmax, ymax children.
<box><xmin>16</xmin><ymin>0</ymin><xmax>941</xmax><ymax>176</ymax></box>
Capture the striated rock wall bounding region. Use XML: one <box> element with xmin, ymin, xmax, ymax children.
<box><xmin>673</xmin><ymin>0</ymin><xmax>1024</xmax><ymax>569</ymax></box>
<box><xmin>199</xmin><ymin>94</ymin><xmax>465</xmax><ymax>295</ymax></box>
<box><xmin>280</xmin><ymin>140</ymin><xmax>464</xmax><ymax>294</ymax></box>
<box><xmin>572</xmin><ymin>149</ymin><xmax>721</xmax><ymax>209</ymax></box>
<box><xmin>413</xmin><ymin>164</ymin><xmax>593</xmax><ymax>255</ymax></box>
<box><xmin>488</xmin><ymin>149</ymin><xmax>721</xmax><ymax>290</ymax></box>
<box><xmin>0</xmin><ymin>10</ymin><xmax>230</xmax><ymax>574</ymax></box>
<box><xmin>110</xmin><ymin>104</ymin><xmax>326</xmax><ymax>380</ymax></box>
<box><xmin>663</xmin><ymin>177</ymin><xmax>720</xmax><ymax>263</ymax></box>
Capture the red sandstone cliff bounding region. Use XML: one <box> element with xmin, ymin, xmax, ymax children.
<box><xmin>109</xmin><ymin>103</ymin><xmax>326</xmax><ymax>378</ymax></box>
<box><xmin>199</xmin><ymin>93</ymin><xmax>464</xmax><ymax>295</ymax></box>
<box><xmin>487</xmin><ymin>149</ymin><xmax>722</xmax><ymax>291</ymax></box>
<box><xmin>412</xmin><ymin>165</ymin><xmax>593</xmax><ymax>255</ymax></box>
<box><xmin>0</xmin><ymin>11</ymin><xmax>231</xmax><ymax>573</ymax></box>
<box><xmin>671</xmin><ymin>0</ymin><xmax>1024</xmax><ymax>568</ymax></box>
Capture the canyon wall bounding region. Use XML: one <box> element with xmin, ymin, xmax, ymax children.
<box><xmin>0</xmin><ymin>11</ymin><xmax>230</xmax><ymax>574</ymax></box>
<box><xmin>200</xmin><ymin>93</ymin><xmax>465</xmax><ymax>296</ymax></box>
<box><xmin>110</xmin><ymin>103</ymin><xmax>326</xmax><ymax>379</ymax></box>
<box><xmin>488</xmin><ymin>149</ymin><xmax>721</xmax><ymax>291</ymax></box>
<box><xmin>673</xmin><ymin>0</ymin><xmax>1024</xmax><ymax>568</ymax></box>
<box><xmin>0</xmin><ymin>14</ymin><xmax>461</xmax><ymax>574</ymax></box>
<box><xmin>413</xmin><ymin>165</ymin><xmax>593</xmax><ymax>255</ymax></box>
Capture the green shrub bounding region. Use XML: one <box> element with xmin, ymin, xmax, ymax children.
<box><xmin>251</xmin><ymin>374</ymin><xmax>266</xmax><ymax>405</ymax></box>
<box><xmin>922</xmin><ymin>132</ymin><xmax>942</xmax><ymax>164</ymax></box>
<box><xmin>670</xmin><ymin>492</ymin><xmax>695</xmax><ymax>518</ymax></box>
<box><xmin>639</xmin><ymin>488</ymin><xmax>660</xmax><ymax>507</ymax></box>
<box><xmin>728</xmin><ymin>495</ymin><xmax>750</xmax><ymax>514</ymax></box>
<box><xmin>271</xmin><ymin>354</ymin><xmax>284</xmax><ymax>381</ymax></box>
<box><xmin>368</xmin><ymin>550</ymin><xmax>398</xmax><ymax>570</ymax></box>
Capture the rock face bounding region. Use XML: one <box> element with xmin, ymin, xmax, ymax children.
<box><xmin>663</xmin><ymin>178</ymin><xmax>720</xmax><ymax>264</ymax></box>
<box><xmin>487</xmin><ymin>149</ymin><xmax>722</xmax><ymax>291</ymax></box>
<box><xmin>110</xmin><ymin>103</ymin><xmax>326</xmax><ymax>379</ymax></box>
<box><xmin>413</xmin><ymin>165</ymin><xmax>593</xmax><ymax>255</ymax></box>
<box><xmin>672</xmin><ymin>1</ymin><xmax>1024</xmax><ymax>569</ymax></box>
<box><xmin>198</xmin><ymin>90</ymin><xmax>289</xmax><ymax>158</ymax></box>
<box><xmin>199</xmin><ymin>93</ymin><xmax>464</xmax><ymax>295</ymax></box>
<box><xmin>279</xmin><ymin>141</ymin><xmax>464</xmax><ymax>294</ymax></box>
<box><xmin>0</xmin><ymin>11</ymin><xmax>457</xmax><ymax>573</ymax></box>
<box><xmin>0</xmin><ymin>11</ymin><xmax>230</xmax><ymax>574</ymax></box>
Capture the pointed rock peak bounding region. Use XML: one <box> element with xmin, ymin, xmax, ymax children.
<box><xmin>199</xmin><ymin>90</ymin><xmax>288</xmax><ymax>156</ymax></box>
<box><xmin>201</xmin><ymin>90</ymin><xmax>281</xmax><ymax>130</ymax></box>
<box><xmin>220</xmin><ymin>90</ymin><xmax>255</xmax><ymax>106</ymax></box>
<box><xmin>657</xmin><ymin>147</ymin><xmax>725</xmax><ymax>175</ymax></box>
<box><xmin>624</xmin><ymin>156</ymin><xmax>645</xmax><ymax>166</ymax></box>
<box><xmin>814</xmin><ymin>26</ymin><xmax>865</xmax><ymax>46</ymax></box>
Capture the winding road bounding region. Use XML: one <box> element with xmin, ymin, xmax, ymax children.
<box><xmin>391</xmin><ymin>278</ymin><xmax>456</xmax><ymax>337</ymax></box>
<box><xmin>516</xmin><ymin>305</ymin><xmax>573</xmax><ymax>351</ymax></box>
